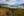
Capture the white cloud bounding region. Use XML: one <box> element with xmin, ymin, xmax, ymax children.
<box><xmin>3</xmin><ymin>0</ymin><xmax>15</xmax><ymax>3</ymax></box>
<box><xmin>0</xmin><ymin>0</ymin><xmax>15</xmax><ymax>5</ymax></box>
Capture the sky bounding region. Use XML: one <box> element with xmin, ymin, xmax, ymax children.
<box><xmin>0</xmin><ymin>0</ymin><xmax>24</xmax><ymax>8</ymax></box>
<box><xmin>16</xmin><ymin>0</ymin><xmax>24</xmax><ymax>8</ymax></box>
<box><xmin>16</xmin><ymin>0</ymin><xmax>24</xmax><ymax>6</ymax></box>
<box><xmin>16</xmin><ymin>0</ymin><xmax>24</xmax><ymax>4</ymax></box>
<box><xmin>5</xmin><ymin>0</ymin><xmax>15</xmax><ymax>5</ymax></box>
<box><xmin>0</xmin><ymin>0</ymin><xmax>24</xmax><ymax>5</ymax></box>
<box><xmin>0</xmin><ymin>0</ymin><xmax>15</xmax><ymax>5</ymax></box>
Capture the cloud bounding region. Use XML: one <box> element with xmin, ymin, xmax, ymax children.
<box><xmin>0</xmin><ymin>0</ymin><xmax>15</xmax><ymax>5</ymax></box>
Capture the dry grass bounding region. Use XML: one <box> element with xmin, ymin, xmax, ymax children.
<box><xmin>6</xmin><ymin>8</ymin><xmax>24</xmax><ymax>16</ymax></box>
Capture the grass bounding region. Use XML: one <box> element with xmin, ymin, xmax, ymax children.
<box><xmin>6</xmin><ymin>8</ymin><xmax>24</xmax><ymax>16</ymax></box>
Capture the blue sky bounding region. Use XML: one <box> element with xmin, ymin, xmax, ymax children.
<box><xmin>16</xmin><ymin>0</ymin><xmax>24</xmax><ymax>8</ymax></box>
<box><xmin>16</xmin><ymin>0</ymin><xmax>24</xmax><ymax>4</ymax></box>
<box><xmin>16</xmin><ymin>0</ymin><xmax>21</xmax><ymax>4</ymax></box>
<box><xmin>16</xmin><ymin>0</ymin><xmax>20</xmax><ymax>2</ymax></box>
<box><xmin>16</xmin><ymin>0</ymin><xmax>20</xmax><ymax>6</ymax></box>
